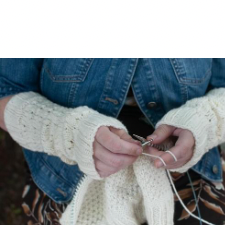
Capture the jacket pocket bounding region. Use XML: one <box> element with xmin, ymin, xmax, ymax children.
<box><xmin>43</xmin><ymin>58</ymin><xmax>94</xmax><ymax>82</ymax></box>
<box><xmin>170</xmin><ymin>58</ymin><xmax>212</xmax><ymax>85</ymax></box>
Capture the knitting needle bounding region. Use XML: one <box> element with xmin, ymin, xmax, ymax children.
<box><xmin>133</xmin><ymin>134</ymin><xmax>167</xmax><ymax>167</ymax></box>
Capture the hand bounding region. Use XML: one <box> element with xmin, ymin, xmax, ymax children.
<box><xmin>94</xmin><ymin>126</ymin><xmax>142</xmax><ymax>177</ymax></box>
<box><xmin>146</xmin><ymin>125</ymin><xmax>195</xmax><ymax>169</ymax></box>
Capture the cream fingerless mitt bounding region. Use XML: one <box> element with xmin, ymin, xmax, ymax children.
<box><xmin>4</xmin><ymin>92</ymin><xmax>127</xmax><ymax>180</ymax></box>
<box><xmin>156</xmin><ymin>88</ymin><xmax>225</xmax><ymax>173</ymax></box>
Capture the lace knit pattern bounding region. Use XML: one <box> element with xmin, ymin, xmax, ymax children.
<box><xmin>4</xmin><ymin>88</ymin><xmax>225</xmax><ymax>225</ymax></box>
<box><xmin>4</xmin><ymin>92</ymin><xmax>127</xmax><ymax>180</ymax></box>
<box><xmin>61</xmin><ymin>157</ymin><xmax>174</xmax><ymax>225</ymax></box>
<box><xmin>61</xmin><ymin>88</ymin><xmax>225</xmax><ymax>225</ymax></box>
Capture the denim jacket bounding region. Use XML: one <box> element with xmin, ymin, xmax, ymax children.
<box><xmin>0</xmin><ymin>58</ymin><xmax>225</xmax><ymax>203</ymax></box>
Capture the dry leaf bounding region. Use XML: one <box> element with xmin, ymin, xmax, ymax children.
<box><xmin>32</xmin><ymin>189</ymin><xmax>40</xmax><ymax>213</ymax></box>
<box><xmin>38</xmin><ymin>195</ymin><xmax>45</xmax><ymax>223</ymax></box>
<box><xmin>204</xmin><ymin>185</ymin><xmax>219</xmax><ymax>199</ymax></box>
<box><xmin>187</xmin><ymin>180</ymin><xmax>201</xmax><ymax>187</ymax></box>
<box><xmin>52</xmin><ymin>200</ymin><xmax>61</xmax><ymax>214</ymax></box>
<box><xmin>175</xmin><ymin>188</ymin><xmax>197</xmax><ymax>201</ymax></box>
<box><xmin>200</xmin><ymin>197</ymin><xmax>225</xmax><ymax>215</ymax></box>
<box><xmin>27</xmin><ymin>220</ymin><xmax>33</xmax><ymax>225</ymax></box>
<box><xmin>22</xmin><ymin>203</ymin><xmax>32</xmax><ymax>216</ymax></box>
<box><xmin>178</xmin><ymin>200</ymin><xmax>196</xmax><ymax>220</ymax></box>
<box><xmin>203</xmin><ymin>185</ymin><xmax>225</xmax><ymax>206</ymax></box>
<box><xmin>171</xmin><ymin>172</ymin><xmax>184</xmax><ymax>181</ymax></box>
<box><xmin>22</xmin><ymin>185</ymin><xmax>30</xmax><ymax>198</ymax></box>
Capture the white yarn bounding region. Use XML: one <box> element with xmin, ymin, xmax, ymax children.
<box><xmin>157</xmin><ymin>88</ymin><xmax>225</xmax><ymax>173</ymax></box>
<box><xmin>139</xmin><ymin>152</ymin><xmax>216</xmax><ymax>225</ymax></box>
<box><xmin>62</xmin><ymin>88</ymin><xmax>225</xmax><ymax>225</ymax></box>
<box><xmin>166</xmin><ymin>170</ymin><xmax>215</xmax><ymax>225</ymax></box>
<box><xmin>61</xmin><ymin>157</ymin><xmax>175</xmax><ymax>225</ymax></box>
<box><xmin>4</xmin><ymin>88</ymin><xmax>225</xmax><ymax>225</ymax></box>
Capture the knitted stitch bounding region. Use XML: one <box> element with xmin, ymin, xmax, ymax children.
<box><xmin>61</xmin><ymin>157</ymin><xmax>174</xmax><ymax>225</ymax></box>
<box><xmin>157</xmin><ymin>88</ymin><xmax>225</xmax><ymax>173</ymax></box>
<box><xmin>4</xmin><ymin>92</ymin><xmax>127</xmax><ymax>180</ymax></box>
<box><xmin>133</xmin><ymin>156</ymin><xmax>174</xmax><ymax>225</ymax></box>
<box><xmin>61</xmin><ymin>88</ymin><xmax>225</xmax><ymax>225</ymax></box>
<box><xmin>4</xmin><ymin>88</ymin><xmax>225</xmax><ymax>225</ymax></box>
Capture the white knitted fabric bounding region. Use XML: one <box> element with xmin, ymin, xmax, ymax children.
<box><xmin>61</xmin><ymin>157</ymin><xmax>174</xmax><ymax>225</ymax></box>
<box><xmin>61</xmin><ymin>88</ymin><xmax>225</xmax><ymax>225</ymax></box>
<box><xmin>4</xmin><ymin>92</ymin><xmax>127</xmax><ymax>180</ymax></box>
<box><xmin>4</xmin><ymin>88</ymin><xmax>225</xmax><ymax>225</ymax></box>
<box><xmin>157</xmin><ymin>88</ymin><xmax>225</xmax><ymax>173</ymax></box>
<box><xmin>133</xmin><ymin>156</ymin><xmax>174</xmax><ymax>225</ymax></box>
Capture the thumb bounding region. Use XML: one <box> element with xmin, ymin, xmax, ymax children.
<box><xmin>147</xmin><ymin>124</ymin><xmax>176</xmax><ymax>144</ymax></box>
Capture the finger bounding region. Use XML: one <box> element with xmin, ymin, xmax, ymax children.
<box><xmin>94</xmin><ymin>158</ymin><xmax>117</xmax><ymax>178</ymax></box>
<box><xmin>144</xmin><ymin>146</ymin><xmax>182</xmax><ymax>168</ymax></box>
<box><xmin>109</xmin><ymin>127</ymin><xmax>131</xmax><ymax>140</ymax></box>
<box><xmin>96</xmin><ymin>127</ymin><xmax>142</xmax><ymax>156</ymax></box>
<box><xmin>94</xmin><ymin>140</ymin><xmax>137</xmax><ymax>168</ymax></box>
<box><xmin>145</xmin><ymin>146</ymin><xmax>163</xmax><ymax>156</ymax></box>
<box><xmin>150</xmin><ymin>130</ymin><xmax>194</xmax><ymax>169</ymax></box>
<box><xmin>175</xmin><ymin>130</ymin><xmax>195</xmax><ymax>150</ymax></box>
<box><xmin>109</xmin><ymin>127</ymin><xmax>142</xmax><ymax>146</ymax></box>
<box><xmin>153</xmin><ymin>146</ymin><xmax>180</xmax><ymax>168</ymax></box>
<box><xmin>144</xmin><ymin>146</ymin><xmax>167</xmax><ymax>165</ymax></box>
<box><xmin>172</xmin><ymin>128</ymin><xmax>183</xmax><ymax>136</ymax></box>
<box><xmin>147</xmin><ymin>124</ymin><xmax>176</xmax><ymax>144</ymax></box>
<box><xmin>154</xmin><ymin>144</ymin><xmax>192</xmax><ymax>169</ymax></box>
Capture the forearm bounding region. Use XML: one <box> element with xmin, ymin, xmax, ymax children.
<box><xmin>0</xmin><ymin>95</ymin><xmax>14</xmax><ymax>131</ymax></box>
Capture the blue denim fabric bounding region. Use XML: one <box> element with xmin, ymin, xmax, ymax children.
<box><xmin>0</xmin><ymin>58</ymin><xmax>225</xmax><ymax>203</ymax></box>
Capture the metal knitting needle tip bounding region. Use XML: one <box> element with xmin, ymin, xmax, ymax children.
<box><xmin>142</xmin><ymin>140</ymin><xmax>152</xmax><ymax>147</ymax></box>
<box><xmin>133</xmin><ymin>134</ymin><xmax>146</xmax><ymax>142</ymax></box>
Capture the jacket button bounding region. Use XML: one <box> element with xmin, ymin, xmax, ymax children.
<box><xmin>147</xmin><ymin>102</ymin><xmax>157</xmax><ymax>109</ymax></box>
<box><xmin>212</xmin><ymin>165</ymin><xmax>218</xmax><ymax>174</ymax></box>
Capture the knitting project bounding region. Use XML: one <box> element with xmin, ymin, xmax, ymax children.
<box><xmin>4</xmin><ymin>88</ymin><xmax>225</xmax><ymax>225</ymax></box>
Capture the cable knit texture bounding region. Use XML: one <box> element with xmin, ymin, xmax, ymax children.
<box><xmin>4</xmin><ymin>92</ymin><xmax>127</xmax><ymax>180</ymax></box>
<box><xmin>4</xmin><ymin>88</ymin><xmax>225</xmax><ymax>225</ymax></box>
<box><xmin>61</xmin><ymin>88</ymin><xmax>225</xmax><ymax>225</ymax></box>
<box><xmin>157</xmin><ymin>88</ymin><xmax>225</xmax><ymax>173</ymax></box>
<box><xmin>61</xmin><ymin>157</ymin><xmax>174</xmax><ymax>225</ymax></box>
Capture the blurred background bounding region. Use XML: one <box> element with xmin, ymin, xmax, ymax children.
<box><xmin>0</xmin><ymin>129</ymin><xmax>26</xmax><ymax>225</ymax></box>
<box><xmin>1</xmin><ymin>128</ymin><xmax>225</xmax><ymax>225</ymax></box>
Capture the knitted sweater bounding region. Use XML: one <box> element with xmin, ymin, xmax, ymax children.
<box><xmin>4</xmin><ymin>88</ymin><xmax>225</xmax><ymax>225</ymax></box>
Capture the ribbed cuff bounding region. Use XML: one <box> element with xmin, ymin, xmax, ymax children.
<box><xmin>74</xmin><ymin>110</ymin><xmax>127</xmax><ymax>180</ymax></box>
<box><xmin>144</xmin><ymin>202</ymin><xmax>174</xmax><ymax>225</ymax></box>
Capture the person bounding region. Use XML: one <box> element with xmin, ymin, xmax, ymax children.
<box><xmin>0</xmin><ymin>58</ymin><xmax>225</xmax><ymax>225</ymax></box>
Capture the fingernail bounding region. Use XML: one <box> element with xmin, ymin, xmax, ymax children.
<box><xmin>147</xmin><ymin>134</ymin><xmax>157</xmax><ymax>141</ymax></box>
